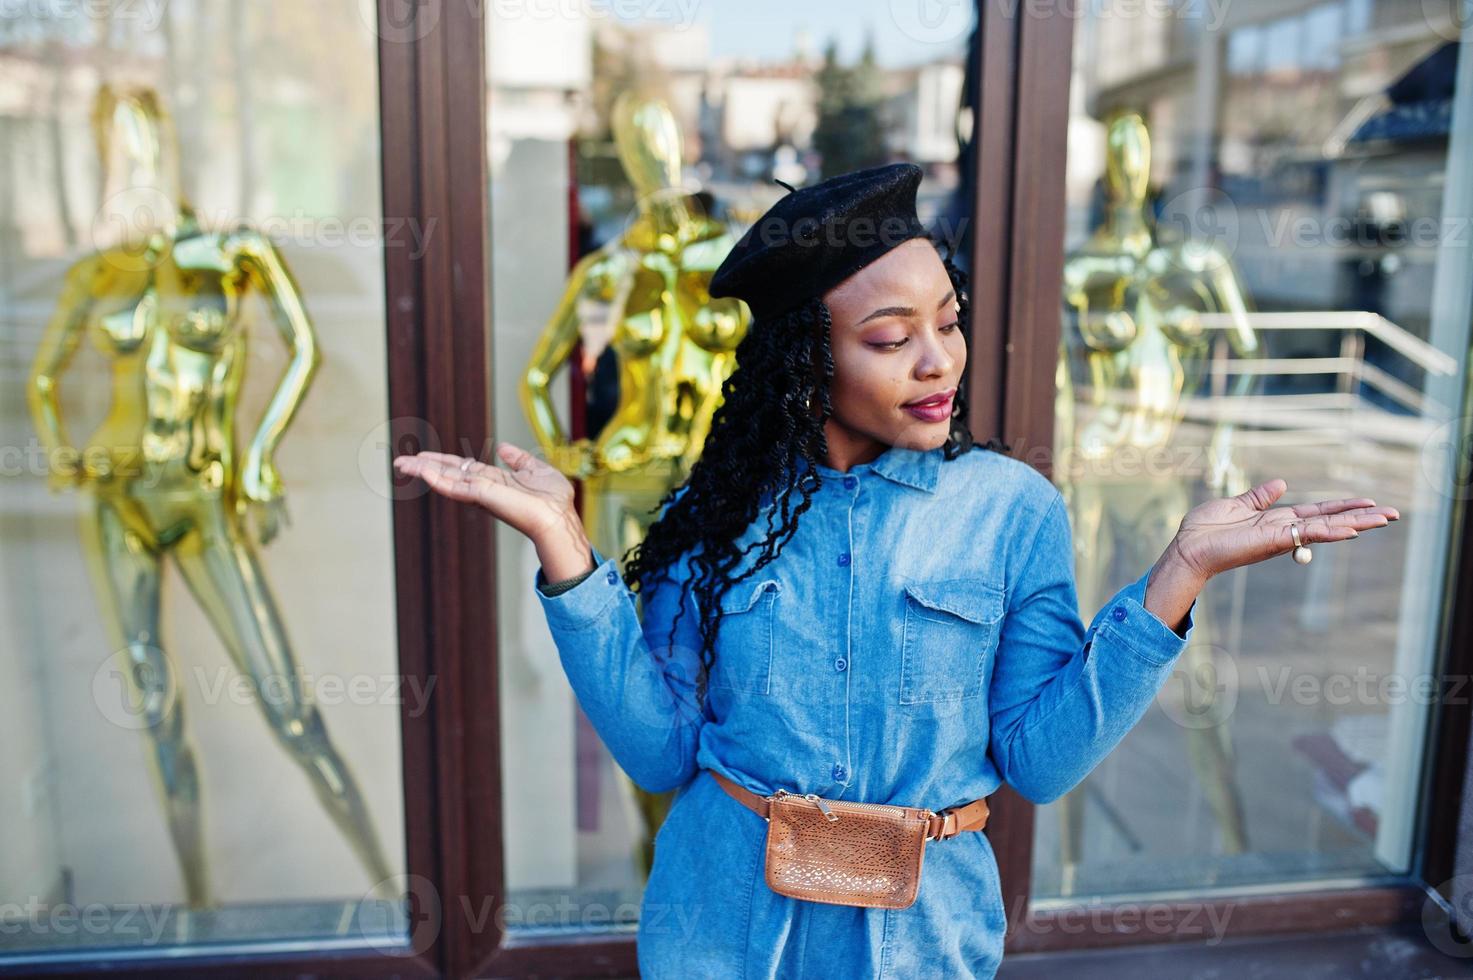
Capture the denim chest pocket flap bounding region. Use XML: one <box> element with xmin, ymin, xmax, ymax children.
<box><xmin>710</xmin><ymin>577</ymin><xmax>781</xmax><ymax>694</ymax></box>
<box><xmin>900</xmin><ymin>578</ymin><xmax>1005</xmax><ymax>704</ymax></box>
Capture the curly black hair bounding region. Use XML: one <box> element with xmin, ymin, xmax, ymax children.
<box><xmin>621</xmin><ymin>238</ymin><xmax>1010</xmax><ymax>712</ymax></box>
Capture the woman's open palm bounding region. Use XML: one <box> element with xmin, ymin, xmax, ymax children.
<box><xmin>1171</xmin><ymin>477</ymin><xmax>1399</xmax><ymax>582</ymax></box>
<box><xmin>392</xmin><ymin>442</ymin><xmax>577</xmax><ymax>541</ymax></box>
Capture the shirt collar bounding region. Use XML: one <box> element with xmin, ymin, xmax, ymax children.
<box><xmin>817</xmin><ymin>443</ymin><xmax>943</xmax><ymax>493</ymax></box>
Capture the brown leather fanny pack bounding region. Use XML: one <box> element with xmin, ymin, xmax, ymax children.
<box><xmin>707</xmin><ymin>768</ymin><xmax>989</xmax><ymax>910</ymax></box>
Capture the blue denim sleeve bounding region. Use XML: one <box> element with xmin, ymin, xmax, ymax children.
<box><xmin>532</xmin><ymin>530</ymin><xmax>711</xmax><ymax>794</ymax></box>
<box><xmin>987</xmin><ymin>489</ymin><xmax>1198</xmax><ymax>804</ymax></box>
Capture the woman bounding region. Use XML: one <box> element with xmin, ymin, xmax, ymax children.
<box><xmin>394</xmin><ymin>163</ymin><xmax>1398</xmax><ymax>978</ymax></box>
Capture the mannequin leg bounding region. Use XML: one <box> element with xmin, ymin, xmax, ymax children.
<box><xmin>78</xmin><ymin>493</ymin><xmax>213</xmax><ymax>906</ymax></box>
<box><xmin>170</xmin><ymin>496</ymin><xmax>396</xmax><ymax>893</ymax></box>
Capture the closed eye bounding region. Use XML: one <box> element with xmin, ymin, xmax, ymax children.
<box><xmin>868</xmin><ymin>321</ymin><xmax>961</xmax><ymax>351</ymax></box>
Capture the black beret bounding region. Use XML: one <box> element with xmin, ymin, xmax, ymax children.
<box><xmin>710</xmin><ymin>162</ymin><xmax>930</xmax><ymax>321</ymax></box>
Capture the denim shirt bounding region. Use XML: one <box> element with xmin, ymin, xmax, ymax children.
<box><xmin>533</xmin><ymin>443</ymin><xmax>1197</xmax><ymax>979</ymax></box>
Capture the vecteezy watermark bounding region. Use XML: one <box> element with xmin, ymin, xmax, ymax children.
<box><xmin>185</xmin><ymin>666</ymin><xmax>438</xmax><ymax>717</ymax></box>
<box><xmin>361</xmin><ymin>0</ymin><xmax>703</xmax><ymax>43</ymax></box>
<box><xmin>0</xmin><ymin>0</ymin><xmax>167</xmax><ymax>29</ymax></box>
<box><xmin>1259</xmin><ymin>211</ymin><xmax>1473</xmax><ymax>251</ymax></box>
<box><xmin>714</xmin><ymin>207</ymin><xmax>971</xmax><ymax>284</ymax></box>
<box><xmin>359</xmin><ymin>0</ymin><xmax>441</xmax><ymax>43</ymax></box>
<box><xmin>0</xmin><ymin>897</ymin><xmax>172</xmax><ymax>945</ymax></box>
<box><xmin>889</xmin><ymin>0</ymin><xmax>1236</xmax><ymax>46</ymax></box>
<box><xmin>888</xmin><ymin>0</ymin><xmax>975</xmax><ymax>45</ymax></box>
<box><xmin>487</xmin><ymin>0</ymin><xmax>702</xmax><ymax>26</ymax></box>
<box><xmin>460</xmin><ymin>893</ymin><xmax>652</xmax><ymax>933</ymax></box>
<box><xmin>92</xmin><ymin>643</ymin><xmax>179</xmax><ymax>732</ymax></box>
<box><xmin>1255</xmin><ymin>665</ymin><xmax>1470</xmax><ymax>708</ymax></box>
<box><xmin>1421</xmin><ymin>0</ymin><xmax>1473</xmax><ymax>43</ymax></box>
<box><xmin>1005</xmin><ymin>894</ymin><xmax>1237</xmax><ymax>945</ymax></box>
<box><xmin>1155</xmin><ymin>186</ymin><xmax>1242</xmax><ymax>269</ymax></box>
<box><xmin>990</xmin><ymin>438</ymin><xmax>1227</xmax><ymax>485</ymax></box>
<box><xmin>91</xmin><ymin>646</ymin><xmax>436</xmax><ymax>731</ymax></box>
<box><xmin>365</xmin><ymin>425</ymin><xmax>623</xmax><ymax>502</ymax></box>
<box><xmin>354</xmin><ymin>874</ymin><xmax>703</xmax><ymax>955</ymax></box>
<box><xmin>1</xmin><ymin>439</ymin><xmax>138</xmax><ymax>483</ymax></box>
<box><xmin>1422</xmin><ymin>874</ymin><xmax>1473</xmax><ymax>958</ymax></box>
<box><xmin>361</xmin><ymin>417</ymin><xmax>446</xmax><ymax>501</ymax></box>
<box><xmin>1157</xmin><ymin>641</ymin><xmax>1239</xmax><ymax>731</ymax></box>
<box><xmin>90</xmin><ymin>193</ymin><xmax>437</xmax><ymax>271</ymax></box>
<box><xmin>358</xmin><ymin>873</ymin><xmax>442</xmax><ymax>955</ymax></box>
<box><xmin>1419</xmin><ymin>414</ymin><xmax>1473</xmax><ymax>503</ymax></box>
<box><xmin>734</xmin><ymin>211</ymin><xmax>971</xmax><ymax>257</ymax></box>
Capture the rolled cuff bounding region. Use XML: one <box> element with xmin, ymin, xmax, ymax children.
<box><xmin>1098</xmin><ymin>566</ymin><xmax>1197</xmax><ymax>667</ymax></box>
<box><xmin>534</xmin><ymin>544</ymin><xmax>623</xmax><ymax>631</ymax></box>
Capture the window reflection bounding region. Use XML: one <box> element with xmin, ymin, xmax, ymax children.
<box><xmin>491</xmin><ymin>3</ymin><xmax>977</xmax><ymax>937</ymax></box>
<box><xmin>0</xmin><ymin>0</ymin><xmax>407</xmax><ymax>958</ymax></box>
<box><xmin>1043</xmin><ymin>0</ymin><xmax>1470</xmax><ymax>901</ymax></box>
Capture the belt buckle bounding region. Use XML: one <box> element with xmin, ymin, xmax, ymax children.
<box><xmin>924</xmin><ymin>808</ymin><xmax>953</xmax><ymax>841</ymax></box>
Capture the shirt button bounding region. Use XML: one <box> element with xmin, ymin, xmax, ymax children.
<box><xmin>606</xmin><ymin>569</ymin><xmax>619</xmax><ymax>585</ymax></box>
<box><xmin>843</xmin><ymin>476</ymin><xmax>857</xmax><ymax>490</ymax></box>
<box><xmin>837</xmin><ymin>552</ymin><xmax>851</xmax><ymax>567</ymax></box>
<box><xmin>1112</xmin><ymin>606</ymin><xmax>1127</xmax><ymax>622</ymax></box>
<box><xmin>832</xmin><ymin>763</ymin><xmax>847</xmax><ymax>781</ymax></box>
<box><xmin>764</xmin><ymin>582</ymin><xmax>778</xmax><ymax>593</ymax></box>
<box><xmin>834</xmin><ymin>657</ymin><xmax>847</xmax><ymax>671</ymax></box>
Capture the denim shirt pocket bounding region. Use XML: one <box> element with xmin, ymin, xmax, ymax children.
<box><xmin>710</xmin><ymin>577</ymin><xmax>781</xmax><ymax>694</ymax></box>
<box><xmin>899</xmin><ymin>578</ymin><xmax>1005</xmax><ymax>704</ymax></box>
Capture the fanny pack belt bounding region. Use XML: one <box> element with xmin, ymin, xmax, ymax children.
<box><xmin>708</xmin><ymin>768</ymin><xmax>989</xmax><ymax>841</ymax></box>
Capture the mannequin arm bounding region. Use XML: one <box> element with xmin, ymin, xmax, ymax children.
<box><xmin>520</xmin><ymin>250</ymin><xmax>616</xmax><ymax>474</ymax></box>
<box><xmin>235</xmin><ymin>229</ymin><xmax>321</xmax><ymax>471</ymax></box>
<box><xmin>26</xmin><ymin>260</ymin><xmax>97</xmax><ymax>487</ymax></box>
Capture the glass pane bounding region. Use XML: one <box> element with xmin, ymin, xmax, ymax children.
<box><xmin>1040</xmin><ymin>0</ymin><xmax>1472</xmax><ymax>901</ymax></box>
<box><xmin>490</xmin><ymin>4</ymin><xmax>977</xmax><ymax>938</ymax></box>
<box><xmin>1</xmin><ymin>1</ymin><xmax>409</xmax><ymax>960</ymax></box>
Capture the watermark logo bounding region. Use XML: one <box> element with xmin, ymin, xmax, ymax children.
<box><xmin>889</xmin><ymin>0</ymin><xmax>974</xmax><ymax>45</ymax></box>
<box><xmin>1419</xmin><ymin>415</ymin><xmax>1473</xmax><ymax>502</ymax></box>
<box><xmin>1156</xmin><ymin>186</ymin><xmax>1241</xmax><ymax>271</ymax></box>
<box><xmin>359</xmin><ymin>873</ymin><xmax>442</xmax><ymax>955</ymax></box>
<box><xmin>1422</xmin><ymin>874</ymin><xmax>1473</xmax><ymax>958</ymax></box>
<box><xmin>360</xmin><ymin>0</ymin><xmax>441</xmax><ymax>43</ymax></box>
<box><xmin>1157</xmin><ymin>640</ymin><xmax>1238</xmax><ymax>731</ymax></box>
<box><xmin>1421</xmin><ymin>0</ymin><xmax>1472</xmax><ymax>42</ymax></box>
<box><xmin>92</xmin><ymin>642</ymin><xmax>180</xmax><ymax>732</ymax></box>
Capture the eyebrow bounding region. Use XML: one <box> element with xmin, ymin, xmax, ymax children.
<box><xmin>855</xmin><ymin>289</ymin><xmax>956</xmax><ymax>327</ymax></box>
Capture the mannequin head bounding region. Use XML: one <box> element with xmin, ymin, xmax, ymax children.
<box><xmin>611</xmin><ymin>91</ymin><xmax>695</xmax><ymax>237</ymax></box>
<box><xmin>91</xmin><ymin>83</ymin><xmax>188</xmax><ymax>250</ymax></box>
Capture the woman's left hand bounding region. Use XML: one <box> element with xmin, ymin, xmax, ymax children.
<box><xmin>1167</xmin><ymin>478</ymin><xmax>1399</xmax><ymax>584</ymax></box>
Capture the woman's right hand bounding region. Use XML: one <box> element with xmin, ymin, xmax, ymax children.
<box><xmin>392</xmin><ymin>441</ymin><xmax>585</xmax><ymax>548</ymax></box>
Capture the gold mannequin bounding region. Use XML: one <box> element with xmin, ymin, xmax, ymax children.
<box><xmin>1054</xmin><ymin>110</ymin><xmax>1262</xmax><ymax>893</ymax></box>
<box><xmin>521</xmin><ymin>91</ymin><xmax>748</xmax><ymax>479</ymax></box>
<box><xmin>26</xmin><ymin>84</ymin><xmax>394</xmax><ymax>906</ymax></box>
<box><xmin>519</xmin><ymin>92</ymin><xmax>749</xmax><ymax>877</ymax></box>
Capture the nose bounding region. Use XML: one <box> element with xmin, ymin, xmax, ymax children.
<box><xmin>915</xmin><ymin>332</ymin><xmax>954</xmax><ymax>380</ymax></box>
